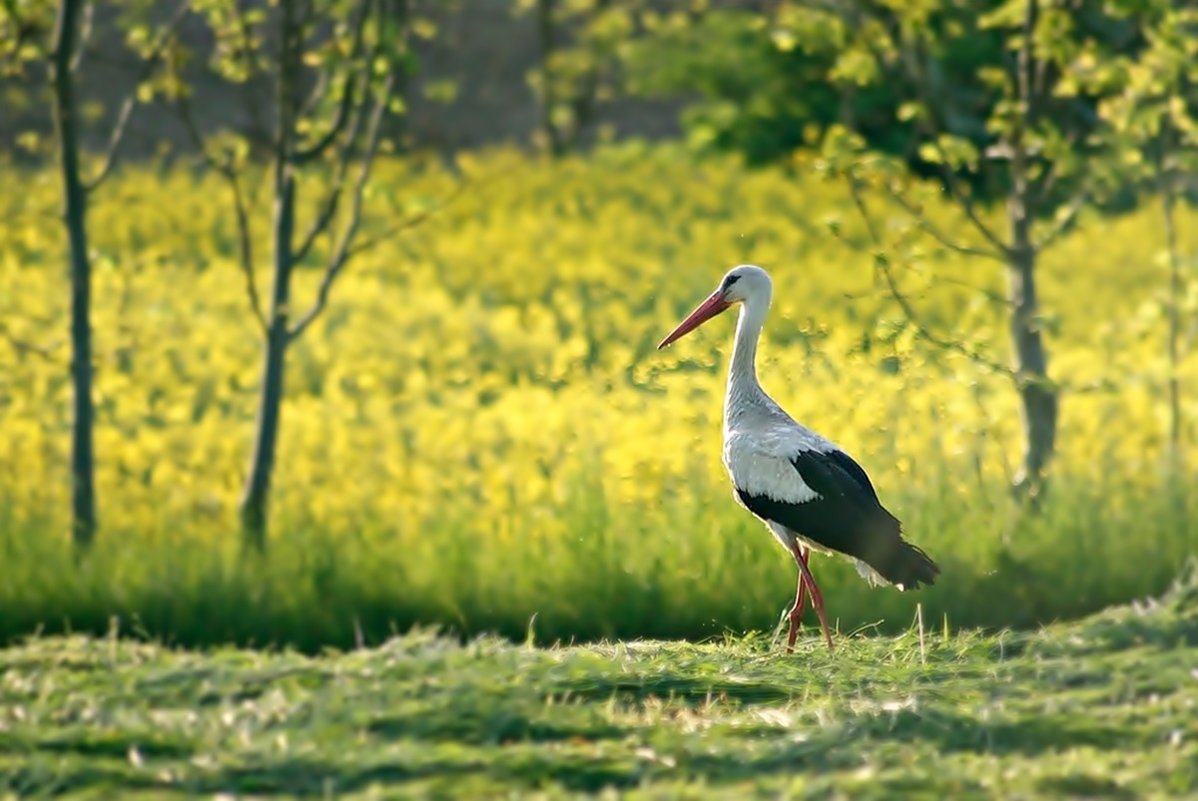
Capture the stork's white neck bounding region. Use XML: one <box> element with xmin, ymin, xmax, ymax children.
<box><xmin>724</xmin><ymin>295</ymin><xmax>769</xmax><ymax>423</ymax></box>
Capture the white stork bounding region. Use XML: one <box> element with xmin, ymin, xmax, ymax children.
<box><xmin>658</xmin><ymin>265</ymin><xmax>940</xmax><ymax>651</ymax></box>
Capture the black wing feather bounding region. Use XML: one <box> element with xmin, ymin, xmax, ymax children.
<box><xmin>824</xmin><ymin>449</ymin><xmax>880</xmax><ymax>503</ymax></box>
<box><xmin>736</xmin><ymin>448</ymin><xmax>939</xmax><ymax>590</ymax></box>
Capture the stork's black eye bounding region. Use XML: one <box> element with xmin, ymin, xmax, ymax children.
<box><xmin>722</xmin><ymin>274</ymin><xmax>741</xmax><ymax>290</ymax></box>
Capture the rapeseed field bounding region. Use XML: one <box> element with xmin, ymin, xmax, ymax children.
<box><xmin>1</xmin><ymin>146</ymin><xmax>1194</xmax><ymax>649</ymax></box>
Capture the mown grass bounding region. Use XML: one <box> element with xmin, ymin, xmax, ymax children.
<box><xmin>3</xmin><ymin>570</ymin><xmax>1197</xmax><ymax>799</ymax></box>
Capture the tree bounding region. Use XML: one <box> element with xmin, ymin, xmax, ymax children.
<box><xmin>179</xmin><ymin>0</ymin><xmax>424</xmax><ymax>550</ymax></box>
<box><xmin>1090</xmin><ymin>2</ymin><xmax>1198</xmax><ymax>470</ymax></box>
<box><xmin>0</xmin><ymin>0</ymin><xmax>187</xmax><ymax>548</ymax></box>
<box><xmin>518</xmin><ymin>0</ymin><xmax>635</xmax><ymax>156</ymax></box>
<box><xmin>629</xmin><ymin>0</ymin><xmax>1162</xmax><ymax>500</ymax></box>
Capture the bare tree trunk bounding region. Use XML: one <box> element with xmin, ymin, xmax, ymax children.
<box><xmin>1007</xmin><ymin>197</ymin><xmax>1057</xmax><ymax>500</ymax></box>
<box><xmin>51</xmin><ymin>0</ymin><xmax>96</xmax><ymax>549</ymax></box>
<box><xmin>1163</xmin><ymin>184</ymin><xmax>1183</xmax><ymax>470</ymax></box>
<box><xmin>238</xmin><ymin>0</ymin><xmax>301</xmax><ymax>551</ymax></box>
<box><xmin>238</xmin><ymin>168</ymin><xmax>296</xmax><ymax>551</ymax></box>
<box><xmin>1007</xmin><ymin>0</ymin><xmax>1056</xmax><ymax>502</ymax></box>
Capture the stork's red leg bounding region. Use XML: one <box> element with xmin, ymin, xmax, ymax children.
<box><xmin>793</xmin><ymin>544</ymin><xmax>835</xmax><ymax>651</ymax></box>
<box><xmin>785</xmin><ymin>546</ymin><xmax>809</xmax><ymax>652</ymax></box>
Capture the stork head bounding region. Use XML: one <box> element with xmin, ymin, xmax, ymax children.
<box><xmin>657</xmin><ymin>264</ymin><xmax>772</xmax><ymax>349</ymax></box>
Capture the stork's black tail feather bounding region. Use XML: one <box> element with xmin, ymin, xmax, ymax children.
<box><xmin>876</xmin><ymin>540</ymin><xmax>940</xmax><ymax>591</ymax></box>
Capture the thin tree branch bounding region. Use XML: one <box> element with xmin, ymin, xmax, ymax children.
<box><xmin>905</xmin><ymin>266</ymin><xmax>1015</xmax><ymax>308</ymax></box>
<box><xmin>972</xmin><ymin>385</ymin><xmax>1014</xmax><ymax>489</ymax></box>
<box><xmin>293</xmin><ymin>76</ymin><xmax>358</xmax><ymax>164</ymax></box>
<box><xmin>292</xmin><ymin>0</ymin><xmax>369</xmax><ymax>164</ymax></box>
<box><xmin>176</xmin><ymin>94</ymin><xmax>217</xmax><ymax>166</ymax></box>
<box><xmin>1030</xmin><ymin>130</ymin><xmax>1079</xmax><ymax>206</ymax></box>
<box><xmin>1033</xmin><ymin>185</ymin><xmax>1088</xmax><ymax>251</ymax></box>
<box><xmin>344</xmin><ymin>177</ymin><xmax>470</xmax><ymax>259</ymax></box>
<box><xmin>288</xmin><ymin>0</ymin><xmax>380</xmax><ymax>263</ymax></box>
<box><xmin>289</xmin><ymin>69</ymin><xmax>395</xmax><ymax>341</ymax></box>
<box><xmin>82</xmin><ymin>0</ymin><xmax>190</xmax><ymax>193</ymax></box>
<box><xmin>0</xmin><ymin>322</ymin><xmax>63</xmax><ymax>363</ymax></box>
<box><xmin>178</xmin><ymin>95</ymin><xmax>267</xmax><ymax>332</ymax></box>
<box><xmin>927</xmin><ymin>139</ymin><xmax>1010</xmax><ymax>257</ymax></box>
<box><xmin>68</xmin><ymin>0</ymin><xmax>91</xmax><ymax>71</ymax></box>
<box><xmin>225</xmin><ymin>167</ymin><xmax>264</xmax><ymax>328</ymax></box>
<box><xmin>884</xmin><ymin>184</ymin><xmax>1007</xmax><ymax>262</ymax></box>
<box><xmin>291</xmin><ymin>149</ymin><xmax>352</xmax><ymax>266</ymax></box>
<box><xmin>874</xmin><ymin>246</ymin><xmax>1015</xmax><ymax>379</ymax></box>
<box><xmin>299</xmin><ymin>68</ymin><xmax>331</xmax><ymax>117</ymax></box>
<box><xmin>845</xmin><ymin>173</ymin><xmax>1016</xmax><ymax>378</ymax></box>
<box><xmin>893</xmin><ymin>35</ymin><xmax>1010</xmax><ymax>256</ymax></box>
<box><xmin>83</xmin><ymin>96</ymin><xmax>138</xmax><ymax>192</ymax></box>
<box><xmin>292</xmin><ymin>75</ymin><xmax>370</xmax><ymax>265</ymax></box>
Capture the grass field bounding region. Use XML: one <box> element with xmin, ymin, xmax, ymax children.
<box><xmin>2</xmin><ymin>145</ymin><xmax>1197</xmax><ymax>649</ymax></box>
<box><xmin>3</xmin><ymin>569</ymin><xmax>1197</xmax><ymax>799</ymax></box>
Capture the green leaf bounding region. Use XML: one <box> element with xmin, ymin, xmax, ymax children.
<box><xmin>770</xmin><ymin>27</ymin><xmax>797</xmax><ymax>53</ymax></box>
<box><xmin>15</xmin><ymin>130</ymin><xmax>40</xmax><ymax>153</ymax></box>
<box><xmin>423</xmin><ymin>79</ymin><xmax>458</xmax><ymax>104</ymax></box>
<box><xmin>411</xmin><ymin>17</ymin><xmax>437</xmax><ymax>40</ymax></box>
<box><xmin>979</xmin><ymin>0</ymin><xmax>1027</xmax><ymax>30</ymax></box>
<box><xmin>896</xmin><ymin>102</ymin><xmax>926</xmax><ymax>123</ymax></box>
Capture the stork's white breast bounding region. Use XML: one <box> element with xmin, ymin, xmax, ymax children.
<box><xmin>723</xmin><ymin>425</ymin><xmax>831</xmax><ymax>504</ymax></box>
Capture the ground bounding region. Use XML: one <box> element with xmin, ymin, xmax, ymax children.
<box><xmin>2</xmin><ymin>576</ymin><xmax>1197</xmax><ymax>800</ymax></box>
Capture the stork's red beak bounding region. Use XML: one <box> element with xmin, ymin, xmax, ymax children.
<box><xmin>657</xmin><ymin>291</ymin><xmax>732</xmax><ymax>349</ymax></box>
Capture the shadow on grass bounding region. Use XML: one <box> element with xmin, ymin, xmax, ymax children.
<box><xmin>544</xmin><ymin>675</ymin><xmax>794</xmax><ymax>706</ymax></box>
<box><xmin>8</xmin><ymin>756</ymin><xmax>647</xmax><ymax>797</ymax></box>
<box><xmin>4</xmin><ymin>760</ymin><xmax>466</xmax><ymax>798</ymax></box>
<box><xmin>367</xmin><ymin>708</ymin><xmax>625</xmax><ymax>746</ymax></box>
<box><xmin>0</xmin><ymin>729</ymin><xmax>193</xmax><ymax>762</ymax></box>
<box><xmin>854</xmin><ymin>706</ymin><xmax>1134</xmax><ymax>755</ymax></box>
<box><xmin>1</xmin><ymin>704</ymin><xmax>1156</xmax><ymax>798</ymax></box>
<box><xmin>646</xmin><ymin>707</ymin><xmax>1139</xmax><ymax>787</ymax></box>
<box><xmin>1036</xmin><ymin>774</ymin><xmax>1138</xmax><ymax>800</ymax></box>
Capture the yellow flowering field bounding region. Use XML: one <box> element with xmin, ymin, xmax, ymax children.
<box><xmin>1</xmin><ymin>146</ymin><xmax>1195</xmax><ymax>648</ymax></box>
